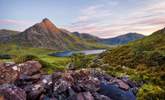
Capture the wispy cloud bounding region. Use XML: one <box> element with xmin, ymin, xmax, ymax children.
<box><xmin>0</xmin><ymin>19</ymin><xmax>35</xmax><ymax>31</ymax></box>
<box><xmin>0</xmin><ymin>19</ymin><xmax>33</xmax><ymax>25</ymax></box>
<box><xmin>65</xmin><ymin>0</ymin><xmax>165</xmax><ymax>38</ymax></box>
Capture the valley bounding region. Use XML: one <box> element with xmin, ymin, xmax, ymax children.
<box><xmin>0</xmin><ymin>18</ymin><xmax>164</xmax><ymax>100</ymax></box>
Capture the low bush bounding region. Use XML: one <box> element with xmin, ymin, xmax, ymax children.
<box><xmin>137</xmin><ymin>84</ymin><xmax>165</xmax><ymax>100</ymax></box>
<box><xmin>13</xmin><ymin>54</ymin><xmax>38</xmax><ymax>63</ymax></box>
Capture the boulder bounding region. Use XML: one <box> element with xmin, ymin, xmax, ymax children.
<box><xmin>0</xmin><ymin>60</ymin><xmax>139</xmax><ymax>100</ymax></box>
<box><xmin>23</xmin><ymin>82</ymin><xmax>45</xmax><ymax>100</ymax></box>
<box><xmin>18</xmin><ymin>61</ymin><xmax>42</xmax><ymax>76</ymax></box>
<box><xmin>0</xmin><ymin>65</ymin><xmax>19</xmax><ymax>85</ymax></box>
<box><xmin>0</xmin><ymin>84</ymin><xmax>26</xmax><ymax>100</ymax></box>
<box><xmin>99</xmin><ymin>82</ymin><xmax>136</xmax><ymax>100</ymax></box>
<box><xmin>92</xmin><ymin>92</ymin><xmax>112</xmax><ymax>100</ymax></box>
<box><xmin>68</xmin><ymin>92</ymin><xmax>94</xmax><ymax>100</ymax></box>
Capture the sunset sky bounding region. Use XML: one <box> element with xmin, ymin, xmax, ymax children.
<box><xmin>0</xmin><ymin>0</ymin><xmax>165</xmax><ymax>38</ymax></box>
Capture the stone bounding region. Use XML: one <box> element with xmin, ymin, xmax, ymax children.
<box><xmin>0</xmin><ymin>84</ymin><xmax>26</xmax><ymax>100</ymax></box>
<box><xmin>5</xmin><ymin>62</ymin><xmax>15</xmax><ymax>67</ymax></box>
<box><xmin>68</xmin><ymin>92</ymin><xmax>94</xmax><ymax>100</ymax></box>
<box><xmin>0</xmin><ymin>61</ymin><xmax>4</xmax><ymax>67</ymax></box>
<box><xmin>77</xmin><ymin>92</ymin><xmax>94</xmax><ymax>100</ymax></box>
<box><xmin>24</xmin><ymin>83</ymin><xmax>45</xmax><ymax>100</ymax></box>
<box><xmin>99</xmin><ymin>82</ymin><xmax>136</xmax><ymax>100</ymax></box>
<box><xmin>92</xmin><ymin>92</ymin><xmax>112</xmax><ymax>100</ymax></box>
<box><xmin>53</xmin><ymin>79</ymin><xmax>71</xmax><ymax>95</ymax></box>
<box><xmin>0</xmin><ymin>66</ymin><xmax>19</xmax><ymax>85</ymax></box>
<box><xmin>18</xmin><ymin>61</ymin><xmax>42</xmax><ymax>76</ymax></box>
<box><xmin>109</xmin><ymin>78</ymin><xmax>130</xmax><ymax>90</ymax></box>
<box><xmin>0</xmin><ymin>60</ymin><xmax>139</xmax><ymax>100</ymax></box>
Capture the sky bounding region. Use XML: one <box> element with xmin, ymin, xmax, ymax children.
<box><xmin>0</xmin><ymin>0</ymin><xmax>165</xmax><ymax>38</ymax></box>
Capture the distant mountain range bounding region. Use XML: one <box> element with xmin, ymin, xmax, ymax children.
<box><xmin>0</xmin><ymin>18</ymin><xmax>145</xmax><ymax>50</ymax></box>
<box><xmin>71</xmin><ymin>32</ymin><xmax>145</xmax><ymax>45</ymax></box>
<box><xmin>100</xmin><ymin>33</ymin><xmax>145</xmax><ymax>45</ymax></box>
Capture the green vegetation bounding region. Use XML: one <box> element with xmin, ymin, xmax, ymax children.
<box><xmin>137</xmin><ymin>84</ymin><xmax>165</xmax><ymax>100</ymax></box>
<box><xmin>0</xmin><ymin>44</ymin><xmax>70</xmax><ymax>73</ymax></box>
<box><xmin>70</xmin><ymin>53</ymin><xmax>95</xmax><ymax>69</ymax></box>
<box><xmin>90</xmin><ymin>28</ymin><xmax>165</xmax><ymax>100</ymax></box>
<box><xmin>1</xmin><ymin>28</ymin><xmax>165</xmax><ymax>99</ymax></box>
<box><xmin>0</xmin><ymin>44</ymin><xmax>97</xmax><ymax>74</ymax></box>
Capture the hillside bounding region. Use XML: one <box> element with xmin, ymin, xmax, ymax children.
<box><xmin>102</xmin><ymin>28</ymin><xmax>165</xmax><ymax>67</ymax></box>
<box><xmin>91</xmin><ymin>27</ymin><xmax>165</xmax><ymax>99</ymax></box>
<box><xmin>72</xmin><ymin>32</ymin><xmax>101</xmax><ymax>42</ymax></box>
<box><xmin>0</xmin><ymin>18</ymin><xmax>106</xmax><ymax>50</ymax></box>
<box><xmin>0</xmin><ymin>29</ymin><xmax>19</xmax><ymax>37</ymax></box>
<box><xmin>100</xmin><ymin>33</ymin><xmax>145</xmax><ymax>45</ymax></box>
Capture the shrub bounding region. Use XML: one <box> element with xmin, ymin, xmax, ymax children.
<box><xmin>70</xmin><ymin>53</ymin><xmax>93</xmax><ymax>69</ymax></box>
<box><xmin>137</xmin><ymin>84</ymin><xmax>165</xmax><ymax>100</ymax></box>
<box><xmin>13</xmin><ymin>54</ymin><xmax>38</xmax><ymax>63</ymax></box>
<box><xmin>144</xmin><ymin>51</ymin><xmax>165</xmax><ymax>67</ymax></box>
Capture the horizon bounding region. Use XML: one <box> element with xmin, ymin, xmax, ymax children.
<box><xmin>0</xmin><ymin>0</ymin><xmax>165</xmax><ymax>38</ymax></box>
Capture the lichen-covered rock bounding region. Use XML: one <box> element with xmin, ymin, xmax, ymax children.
<box><xmin>18</xmin><ymin>61</ymin><xmax>42</xmax><ymax>76</ymax></box>
<box><xmin>109</xmin><ymin>78</ymin><xmax>130</xmax><ymax>90</ymax></box>
<box><xmin>68</xmin><ymin>92</ymin><xmax>94</xmax><ymax>100</ymax></box>
<box><xmin>0</xmin><ymin>84</ymin><xmax>26</xmax><ymax>100</ymax></box>
<box><xmin>0</xmin><ymin>61</ymin><xmax>138</xmax><ymax>100</ymax></box>
<box><xmin>0</xmin><ymin>65</ymin><xmax>19</xmax><ymax>85</ymax></box>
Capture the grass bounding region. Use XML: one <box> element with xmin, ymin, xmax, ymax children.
<box><xmin>0</xmin><ymin>44</ymin><xmax>71</xmax><ymax>73</ymax></box>
<box><xmin>93</xmin><ymin>28</ymin><xmax>165</xmax><ymax>100</ymax></box>
<box><xmin>0</xmin><ymin>44</ymin><xmax>97</xmax><ymax>74</ymax></box>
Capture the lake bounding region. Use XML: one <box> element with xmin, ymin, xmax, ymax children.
<box><xmin>49</xmin><ymin>49</ymin><xmax>106</xmax><ymax>57</ymax></box>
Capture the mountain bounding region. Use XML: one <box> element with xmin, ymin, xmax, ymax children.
<box><xmin>0</xmin><ymin>29</ymin><xmax>20</xmax><ymax>42</ymax></box>
<box><xmin>100</xmin><ymin>33</ymin><xmax>145</xmax><ymax>45</ymax></box>
<box><xmin>72</xmin><ymin>32</ymin><xmax>101</xmax><ymax>43</ymax></box>
<box><xmin>0</xmin><ymin>18</ymin><xmax>106</xmax><ymax>50</ymax></box>
<box><xmin>101</xmin><ymin>27</ymin><xmax>165</xmax><ymax>67</ymax></box>
<box><xmin>72</xmin><ymin>32</ymin><xmax>145</xmax><ymax>45</ymax></box>
<box><xmin>0</xmin><ymin>29</ymin><xmax>19</xmax><ymax>37</ymax></box>
<box><xmin>0</xmin><ymin>18</ymin><xmax>145</xmax><ymax>50</ymax></box>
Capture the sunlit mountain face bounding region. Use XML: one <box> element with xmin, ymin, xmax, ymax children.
<box><xmin>0</xmin><ymin>0</ymin><xmax>165</xmax><ymax>38</ymax></box>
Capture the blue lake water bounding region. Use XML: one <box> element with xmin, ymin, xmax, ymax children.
<box><xmin>49</xmin><ymin>49</ymin><xmax>106</xmax><ymax>57</ymax></box>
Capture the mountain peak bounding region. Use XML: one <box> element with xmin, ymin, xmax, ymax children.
<box><xmin>41</xmin><ymin>18</ymin><xmax>54</xmax><ymax>26</ymax></box>
<box><xmin>42</xmin><ymin>18</ymin><xmax>52</xmax><ymax>24</ymax></box>
<box><xmin>39</xmin><ymin>18</ymin><xmax>61</xmax><ymax>33</ymax></box>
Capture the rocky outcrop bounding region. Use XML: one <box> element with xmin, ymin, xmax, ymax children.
<box><xmin>0</xmin><ymin>61</ymin><xmax>139</xmax><ymax>100</ymax></box>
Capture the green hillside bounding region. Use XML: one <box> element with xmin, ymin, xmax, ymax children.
<box><xmin>91</xmin><ymin>28</ymin><xmax>165</xmax><ymax>100</ymax></box>
<box><xmin>103</xmin><ymin>28</ymin><xmax>165</xmax><ymax>67</ymax></box>
<box><xmin>0</xmin><ymin>44</ymin><xmax>70</xmax><ymax>73</ymax></box>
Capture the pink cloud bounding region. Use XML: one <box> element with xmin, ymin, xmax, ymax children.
<box><xmin>0</xmin><ymin>19</ymin><xmax>33</xmax><ymax>25</ymax></box>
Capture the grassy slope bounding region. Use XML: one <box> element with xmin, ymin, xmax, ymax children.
<box><xmin>69</xmin><ymin>34</ymin><xmax>110</xmax><ymax>50</ymax></box>
<box><xmin>94</xmin><ymin>28</ymin><xmax>165</xmax><ymax>99</ymax></box>
<box><xmin>0</xmin><ymin>44</ymin><xmax>70</xmax><ymax>73</ymax></box>
<box><xmin>0</xmin><ymin>44</ymin><xmax>98</xmax><ymax>73</ymax></box>
<box><xmin>103</xmin><ymin>29</ymin><xmax>165</xmax><ymax>67</ymax></box>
